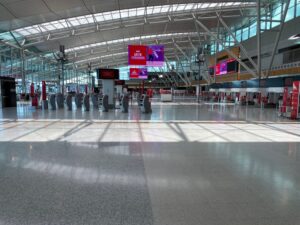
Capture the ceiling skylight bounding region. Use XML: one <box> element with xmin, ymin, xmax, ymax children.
<box><xmin>66</xmin><ymin>32</ymin><xmax>199</xmax><ymax>53</ymax></box>
<box><xmin>14</xmin><ymin>2</ymin><xmax>256</xmax><ymax>36</ymax></box>
<box><xmin>75</xmin><ymin>52</ymin><xmax>127</xmax><ymax>64</ymax></box>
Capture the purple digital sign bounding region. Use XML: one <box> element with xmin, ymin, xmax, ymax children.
<box><xmin>220</xmin><ymin>61</ymin><xmax>227</xmax><ymax>75</ymax></box>
<box><xmin>146</xmin><ymin>45</ymin><xmax>164</xmax><ymax>67</ymax></box>
<box><xmin>128</xmin><ymin>45</ymin><xmax>164</xmax><ymax>67</ymax></box>
<box><xmin>138</xmin><ymin>68</ymin><xmax>148</xmax><ymax>79</ymax></box>
<box><xmin>130</xmin><ymin>68</ymin><xmax>148</xmax><ymax>79</ymax></box>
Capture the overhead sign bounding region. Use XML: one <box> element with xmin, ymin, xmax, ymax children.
<box><xmin>130</xmin><ymin>68</ymin><xmax>148</xmax><ymax>79</ymax></box>
<box><xmin>146</xmin><ymin>45</ymin><xmax>164</xmax><ymax>67</ymax></box>
<box><xmin>115</xmin><ymin>80</ymin><xmax>125</xmax><ymax>85</ymax></box>
<box><xmin>128</xmin><ymin>45</ymin><xmax>164</xmax><ymax>67</ymax></box>
<box><xmin>97</xmin><ymin>69</ymin><xmax>119</xmax><ymax>80</ymax></box>
<box><xmin>220</xmin><ymin>61</ymin><xmax>227</xmax><ymax>75</ymax></box>
<box><xmin>209</xmin><ymin>59</ymin><xmax>239</xmax><ymax>76</ymax></box>
<box><xmin>128</xmin><ymin>45</ymin><xmax>147</xmax><ymax>66</ymax></box>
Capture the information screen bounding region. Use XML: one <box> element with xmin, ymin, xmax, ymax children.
<box><xmin>146</xmin><ymin>45</ymin><xmax>164</xmax><ymax>67</ymax></box>
<box><xmin>115</xmin><ymin>80</ymin><xmax>125</xmax><ymax>85</ymax></box>
<box><xmin>97</xmin><ymin>69</ymin><xmax>119</xmax><ymax>79</ymax></box>
<box><xmin>130</xmin><ymin>68</ymin><xmax>148</xmax><ymax>79</ymax></box>
<box><xmin>220</xmin><ymin>61</ymin><xmax>227</xmax><ymax>75</ymax></box>
<box><xmin>215</xmin><ymin>64</ymin><xmax>220</xmax><ymax>75</ymax></box>
<box><xmin>128</xmin><ymin>45</ymin><xmax>164</xmax><ymax>67</ymax></box>
<box><xmin>209</xmin><ymin>59</ymin><xmax>238</xmax><ymax>76</ymax></box>
<box><xmin>227</xmin><ymin>59</ymin><xmax>238</xmax><ymax>73</ymax></box>
<box><xmin>128</xmin><ymin>45</ymin><xmax>147</xmax><ymax>66</ymax></box>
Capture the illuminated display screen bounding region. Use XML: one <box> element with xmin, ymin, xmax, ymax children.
<box><xmin>128</xmin><ymin>45</ymin><xmax>164</xmax><ymax>67</ymax></box>
<box><xmin>128</xmin><ymin>45</ymin><xmax>147</xmax><ymax>66</ymax></box>
<box><xmin>220</xmin><ymin>61</ymin><xmax>227</xmax><ymax>75</ymax></box>
<box><xmin>146</xmin><ymin>45</ymin><xmax>164</xmax><ymax>66</ymax></box>
<box><xmin>130</xmin><ymin>68</ymin><xmax>148</xmax><ymax>79</ymax></box>
<box><xmin>209</xmin><ymin>59</ymin><xmax>238</xmax><ymax>76</ymax></box>
<box><xmin>115</xmin><ymin>80</ymin><xmax>125</xmax><ymax>85</ymax></box>
<box><xmin>97</xmin><ymin>69</ymin><xmax>119</xmax><ymax>79</ymax></box>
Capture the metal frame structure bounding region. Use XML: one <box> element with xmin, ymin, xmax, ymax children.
<box><xmin>265</xmin><ymin>0</ymin><xmax>291</xmax><ymax>78</ymax></box>
<box><xmin>13</xmin><ymin>2</ymin><xmax>256</xmax><ymax>47</ymax></box>
<box><xmin>193</xmin><ymin>14</ymin><xmax>258</xmax><ymax>78</ymax></box>
<box><xmin>0</xmin><ymin>0</ymin><xmax>295</xmax><ymax>90</ymax></box>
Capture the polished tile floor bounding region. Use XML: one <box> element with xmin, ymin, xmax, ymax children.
<box><xmin>0</xmin><ymin>102</ymin><xmax>300</xmax><ymax>225</ymax></box>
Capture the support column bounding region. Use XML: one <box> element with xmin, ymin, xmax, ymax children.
<box><xmin>10</xmin><ymin>47</ymin><xmax>13</xmax><ymax>76</ymax></box>
<box><xmin>20</xmin><ymin>49</ymin><xmax>26</xmax><ymax>93</ymax></box>
<box><xmin>198</xmin><ymin>60</ymin><xmax>201</xmax><ymax>102</ymax></box>
<box><xmin>196</xmin><ymin>84</ymin><xmax>200</xmax><ymax>101</ymax></box>
<box><xmin>76</xmin><ymin>68</ymin><xmax>79</xmax><ymax>93</ymax></box>
<box><xmin>257</xmin><ymin>0</ymin><xmax>261</xmax><ymax>79</ymax></box>
<box><xmin>102</xmin><ymin>79</ymin><xmax>115</xmax><ymax>109</ymax></box>
<box><xmin>214</xmin><ymin>20</ymin><xmax>220</xmax><ymax>83</ymax></box>
<box><xmin>61</xmin><ymin>61</ymin><xmax>64</xmax><ymax>95</ymax></box>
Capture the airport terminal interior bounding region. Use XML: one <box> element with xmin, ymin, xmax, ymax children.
<box><xmin>1</xmin><ymin>0</ymin><xmax>300</xmax><ymax>224</ymax></box>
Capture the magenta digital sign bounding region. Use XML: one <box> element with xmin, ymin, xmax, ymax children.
<box><xmin>130</xmin><ymin>68</ymin><xmax>148</xmax><ymax>79</ymax></box>
<box><xmin>209</xmin><ymin>59</ymin><xmax>238</xmax><ymax>76</ymax></box>
<box><xmin>128</xmin><ymin>45</ymin><xmax>164</xmax><ymax>67</ymax></box>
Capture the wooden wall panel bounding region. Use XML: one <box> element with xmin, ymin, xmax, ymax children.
<box><xmin>208</xmin><ymin>46</ymin><xmax>240</xmax><ymax>66</ymax></box>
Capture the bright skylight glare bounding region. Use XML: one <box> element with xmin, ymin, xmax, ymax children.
<box><xmin>14</xmin><ymin>2</ymin><xmax>255</xmax><ymax>36</ymax></box>
<box><xmin>66</xmin><ymin>32</ymin><xmax>198</xmax><ymax>53</ymax></box>
<box><xmin>75</xmin><ymin>52</ymin><xmax>127</xmax><ymax>64</ymax></box>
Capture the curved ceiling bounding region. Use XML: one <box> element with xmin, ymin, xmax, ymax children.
<box><xmin>0</xmin><ymin>0</ymin><xmax>256</xmax><ymax>31</ymax></box>
<box><xmin>0</xmin><ymin>0</ymin><xmax>257</xmax><ymax>70</ymax></box>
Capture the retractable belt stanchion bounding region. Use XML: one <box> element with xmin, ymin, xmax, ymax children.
<box><xmin>75</xmin><ymin>93</ymin><xmax>83</xmax><ymax>109</ymax></box>
<box><xmin>56</xmin><ymin>93</ymin><xmax>64</xmax><ymax>109</ymax></box>
<box><xmin>66</xmin><ymin>94</ymin><xmax>72</xmax><ymax>111</ymax></box>
<box><xmin>99</xmin><ymin>95</ymin><xmax>109</xmax><ymax>112</ymax></box>
<box><xmin>42</xmin><ymin>81</ymin><xmax>48</xmax><ymax>110</ymax></box>
<box><xmin>49</xmin><ymin>94</ymin><xmax>56</xmax><ymax>110</ymax></box>
<box><xmin>83</xmin><ymin>94</ymin><xmax>90</xmax><ymax>112</ymax></box>
<box><xmin>121</xmin><ymin>94</ymin><xmax>129</xmax><ymax>113</ymax></box>
<box><xmin>140</xmin><ymin>95</ymin><xmax>152</xmax><ymax>113</ymax></box>
<box><xmin>92</xmin><ymin>93</ymin><xmax>99</xmax><ymax>109</ymax></box>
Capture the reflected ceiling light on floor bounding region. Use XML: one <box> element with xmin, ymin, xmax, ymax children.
<box><xmin>159</xmin><ymin>74</ymin><xmax>164</xmax><ymax>78</ymax></box>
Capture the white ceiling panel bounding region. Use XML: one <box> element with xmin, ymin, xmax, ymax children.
<box><xmin>80</xmin><ymin>0</ymin><xmax>119</xmax><ymax>14</ymax></box>
<box><xmin>5</xmin><ymin>0</ymin><xmax>50</xmax><ymax>18</ymax></box>
<box><xmin>43</xmin><ymin>0</ymin><xmax>84</xmax><ymax>11</ymax></box>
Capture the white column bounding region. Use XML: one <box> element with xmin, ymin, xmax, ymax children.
<box><xmin>196</xmin><ymin>85</ymin><xmax>200</xmax><ymax>98</ymax></box>
<box><xmin>102</xmin><ymin>79</ymin><xmax>115</xmax><ymax>108</ymax></box>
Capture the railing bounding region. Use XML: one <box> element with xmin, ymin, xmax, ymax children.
<box><xmin>240</xmin><ymin>61</ymin><xmax>300</xmax><ymax>74</ymax></box>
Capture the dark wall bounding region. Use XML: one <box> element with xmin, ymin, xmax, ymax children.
<box><xmin>0</xmin><ymin>77</ymin><xmax>16</xmax><ymax>108</ymax></box>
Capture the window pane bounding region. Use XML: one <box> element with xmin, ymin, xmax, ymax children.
<box><xmin>249</xmin><ymin>23</ymin><xmax>256</xmax><ymax>37</ymax></box>
<box><xmin>242</xmin><ymin>27</ymin><xmax>249</xmax><ymax>41</ymax></box>
<box><xmin>260</xmin><ymin>20</ymin><xmax>266</xmax><ymax>30</ymax></box>
<box><xmin>297</xmin><ymin>2</ymin><xmax>300</xmax><ymax>16</ymax></box>
<box><xmin>271</xmin><ymin>21</ymin><xmax>280</xmax><ymax>28</ymax></box>
<box><xmin>273</xmin><ymin>4</ymin><xmax>282</xmax><ymax>16</ymax></box>
<box><xmin>285</xmin><ymin>6</ymin><xmax>295</xmax><ymax>21</ymax></box>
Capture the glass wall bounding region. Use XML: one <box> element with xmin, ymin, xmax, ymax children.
<box><xmin>208</xmin><ymin>0</ymin><xmax>300</xmax><ymax>55</ymax></box>
<box><xmin>0</xmin><ymin>32</ymin><xmax>95</xmax><ymax>94</ymax></box>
